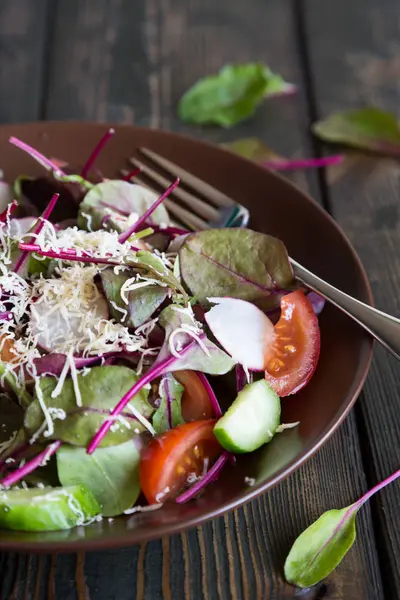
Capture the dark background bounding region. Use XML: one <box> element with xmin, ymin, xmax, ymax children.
<box><xmin>0</xmin><ymin>1</ymin><xmax>399</xmax><ymax>598</ymax></box>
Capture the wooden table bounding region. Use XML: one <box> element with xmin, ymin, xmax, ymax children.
<box><xmin>0</xmin><ymin>1</ymin><xmax>399</xmax><ymax>598</ymax></box>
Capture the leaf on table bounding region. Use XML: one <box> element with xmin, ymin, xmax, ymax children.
<box><xmin>220</xmin><ymin>138</ymin><xmax>283</xmax><ymax>162</ymax></box>
<box><xmin>284</xmin><ymin>505</ymin><xmax>357</xmax><ymax>588</ymax></box>
<box><xmin>77</xmin><ymin>180</ymin><xmax>169</xmax><ymax>232</ymax></box>
<box><xmin>178</xmin><ymin>63</ymin><xmax>295</xmax><ymax>128</ymax></box>
<box><xmin>155</xmin><ymin>304</ymin><xmax>235</xmax><ymax>375</ymax></box>
<box><xmin>312</xmin><ymin>107</ymin><xmax>400</xmax><ymax>155</ymax></box>
<box><xmin>221</xmin><ymin>138</ymin><xmax>344</xmax><ymax>170</ymax></box>
<box><xmin>57</xmin><ymin>440</ymin><xmax>141</xmax><ymax>517</ymax></box>
<box><xmin>178</xmin><ymin>229</ymin><xmax>294</xmax><ymax>310</ymax></box>
<box><xmin>24</xmin><ymin>366</ymin><xmax>153</xmax><ymax>447</ymax></box>
<box><xmin>152</xmin><ymin>374</ymin><xmax>185</xmax><ymax>434</ymax></box>
<box><xmin>100</xmin><ymin>267</ymin><xmax>168</xmax><ymax>329</ymax></box>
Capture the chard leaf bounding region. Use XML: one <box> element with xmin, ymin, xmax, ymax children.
<box><xmin>100</xmin><ymin>267</ymin><xmax>167</xmax><ymax>328</ymax></box>
<box><xmin>134</xmin><ymin>250</ymin><xmax>187</xmax><ymax>299</ymax></box>
<box><xmin>152</xmin><ymin>374</ymin><xmax>185</xmax><ymax>434</ymax></box>
<box><xmin>0</xmin><ymin>394</ymin><xmax>25</xmax><ymax>460</ymax></box>
<box><xmin>312</xmin><ymin>107</ymin><xmax>400</xmax><ymax>155</ymax></box>
<box><xmin>221</xmin><ymin>138</ymin><xmax>282</xmax><ymax>162</ymax></box>
<box><xmin>57</xmin><ymin>440</ymin><xmax>141</xmax><ymax>517</ymax></box>
<box><xmin>179</xmin><ymin>229</ymin><xmax>294</xmax><ymax>310</ymax></box>
<box><xmin>78</xmin><ymin>180</ymin><xmax>169</xmax><ymax>232</ymax></box>
<box><xmin>178</xmin><ymin>63</ymin><xmax>294</xmax><ymax>128</ymax></box>
<box><xmin>156</xmin><ymin>305</ymin><xmax>235</xmax><ymax>375</ymax></box>
<box><xmin>284</xmin><ymin>505</ymin><xmax>357</xmax><ymax>588</ymax></box>
<box><xmin>24</xmin><ymin>366</ymin><xmax>152</xmax><ymax>447</ymax></box>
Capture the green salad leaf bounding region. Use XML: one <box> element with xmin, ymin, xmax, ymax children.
<box><xmin>24</xmin><ymin>366</ymin><xmax>153</xmax><ymax>447</ymax></box>
<box><xmin>57</xmin><ymin>441</ymin><xmax>141</xmax><ymax>517</ymax></box>
<box><xmin>156</xmin><ymin>305</ymin><xmax>235</xmax><ymax>374</ymax></box>
<box><xmin>100</xmin><ymin>267</ymin><xmax>168</xmax><ymax>329</ymax></box>
<box><xmin>178</xmin><ymin>63</ymin><xmax>294</xmax><ymax>128</ymax></box>
<box><xmin>284</xmin><ymin>505</ymin><xmax>357</xmax><ymax>588</ymax></box>
<box><xmin>78</xmin><ymin>180</ymin><xmax>169</xmax><ymax>232</ymax></box>
<box><xmin>312</xmin><ymin>107</ymin><xmax>400</xmax><ymax>155</ymax></box>
<box><xmin>179</xmin><ymin>229</ymin><xmax>294</xmax><ymax>310</ymax></box>
<box><xmin>152</xmin><ymin>374</ymin><xmax>185</xmax><ymax>434</ymax></box>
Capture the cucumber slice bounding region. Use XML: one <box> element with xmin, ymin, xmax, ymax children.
<box><xmin>0</xmin><ymin>485</ymin><xmax>101</xmax><ymax>532</ymax></box>
<box><xmin>214</xmin><ymin>379</ymin><xmax>281</xmax><ymax>453</ymax></box>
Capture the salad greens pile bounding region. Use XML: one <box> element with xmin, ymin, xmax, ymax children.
<box><xmin>1</xmin><ymin>130</ymin><xmax>318</xmax><ymax>532</ymax></box>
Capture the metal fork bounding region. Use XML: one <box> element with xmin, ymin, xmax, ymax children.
<box><xmin>123</xmin><ymin>147</ymin><xmax>400</xmax><ymax>362</ymax></box>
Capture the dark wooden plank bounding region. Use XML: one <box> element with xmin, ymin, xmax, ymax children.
<box><xmin>0</xmin><ymin>0</ymin><xmax>51</xmax><ymax>124</ymax></box>
<box><xmin>303</xmin><ymin>1</ymin><xmax>400</xmax><ymax>598</ymax></box>
<box><xmin>0</xmin><ymin>0</ymin><xmax>387</xmax><ymax>598</ymax></box>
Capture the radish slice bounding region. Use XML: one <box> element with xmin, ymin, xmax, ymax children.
<box><xmin>8</xmin><ymin>217</ymin><xmax>37</xmax><ymax>238</ymax></box>
<box><xmin>29</xmin><ymin>294</ymin><xmax>109</xmax><ymax>353</ymax></box>
<box><xmin>205</xmin><ymin>297</ymin><xmax>275</xmax><ymax>371</ymax></box>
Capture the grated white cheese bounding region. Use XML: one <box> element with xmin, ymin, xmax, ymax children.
<box><xmin>276</xmin><ymin>421</ymin><xmax>300</xmax><ymax>433</ymax></box>
<box><xmin>67</xmin><ymin>349</ymin><xmax>82</xmax><ymax>407</ymax></box>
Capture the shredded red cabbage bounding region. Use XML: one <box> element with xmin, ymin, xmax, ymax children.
<box><xmin>122</xmin><ymin>167</ymin><xmax>141</xmax><ymax>182</ymax></box>
<box><xmin>9</xmin><ymin>137</ymin><xmax>67</xmax><ymax>176</ymax></box>
<box><xmin>196</xmin><ymin>372</ymin><xmax>222</xmax><ymax>417</ymax></box>
<box><xmin>0</xmin><ymin>311</ymin><xmax>13</xmax><ymax>322</ymax></box>
<box><xmin>175</xmin><ymin>451</ymin><xmax>230</xmax><ymax>504</ymax></box>
<box><xmin>263</xmin><ymin>155</ymin><xmax>343</xmax><ymax>171</ymax></box>
<box><xmin>81</xmin><ymin>128</ymin><xmax>115</xmax><ymax>179</ymax></box>
<box><xmin>235</xmin><ymin>365</ymin><xmax>247</xmax><ymax>393</ymax></box>
<box><xmin>14</xmin><ymin>193</ymin><xmax>59</xmax><ymax>274</ymax></box>
<box><xmin>0</xmin><ymin>199</ymin><xmax>18</xmax><ymax>224</ymax></box>
<box><xmin>307</xmin><ymin>291</ymin><xmax>326</xmax><ymax>316</ymax></box>
<box><xmin>118</xmin><ymin>178</ymin><xmax>180</xmax><ymax>243</ymax></box>
<box><xmin>0</xmin><ymin>441</ymin><xmax>61</xmax><ymax>488</ymax></box>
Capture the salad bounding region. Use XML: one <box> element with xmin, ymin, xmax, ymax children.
<box><xmin>0</xmin><ymin>131</ymin><xmax>322</xmax><ymax>532</ymax></box>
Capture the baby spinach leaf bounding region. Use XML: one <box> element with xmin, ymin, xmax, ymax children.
<box><xmin>57</xmin><ymin>441</ymin><xmax>141</xmax><ymax>517</ymax></box>
<box><xmin>285</xmin><ymin>467</ymin><xmax>400</xmax><ymax>588</ymax></box>
<box><xmin>156</xmin><ymin>305</ymin><xmax>235</xmax><ymax>375</ymax></box>
<box><xmin>78</xmin><ymin>180</ymin><xmax>169</xmax><ymax>232</ymax></box>
<box><xmin>178</xmin><ymin>63</ymin><xmax>294</xmax><ymax>128</ymax></box>
<box><xmin>284</xmin><ymin>506</ymin><xmax>357</xmax><ymax>588</ymax></box>
<box><xmin>152</xmin><ymin>374</ymin><xmax>185</xmax><ymax>434</ymax></box>
<box><xmin>312</xmin><ymin>107</ymin><xmax>400</xmax><ymax>155</ymax></box>
<box><xmin>100</xmin><ymin>267</ymin><xmax>168</xmax><ymax>328</ymax></box>
<box><xmin>179</xmin><ymin>229</ymin><xmax>294</xmax><ymax>310</ymax></box>
<box><xmin>24</xmin><ymin>366</ymin><xmax>152</xmax><ymax>447</ymax></box>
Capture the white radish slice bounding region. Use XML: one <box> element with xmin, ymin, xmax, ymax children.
<box><xmin>205</xmin><ymin>297</ymin><xmax>275</xmax><ymax>371</ymax></box>
<box><xmin>29</xmin><ymin>294</ymin><xmax>109</xmax><ymax>353</ymax></box>
<box><xmin>8</xmin><ymin>217</ymin><xmax>37</xmax><ymax>239</ymax></box>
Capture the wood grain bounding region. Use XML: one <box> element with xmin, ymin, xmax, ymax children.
<box><xmin>0</xmin><ymin>0</ymin><xmax>394</xmax><ymax>598</ymax></box>
<box><xmin>303</xmin><ymin>2</ymin><xmax>400</xmax><ymax>598</ymax></box>
<box><xmin>0</xmin><ymin>0</ymin><xmax>51</xmax><ymax>123</ymax></box>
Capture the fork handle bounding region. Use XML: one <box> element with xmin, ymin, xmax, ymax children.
<box><xmin>290</xmin><ymin>258</ymin><xmax>400</xmax><ymax>361</ymax></box>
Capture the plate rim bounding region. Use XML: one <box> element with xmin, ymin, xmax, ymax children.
<box><xmin>0</xmin><ymin>121</ymin><xmax>373</xmax><ymax>552</ymax></box>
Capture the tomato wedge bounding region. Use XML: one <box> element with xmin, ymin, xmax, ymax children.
<box><xmin>264</xmin><ymin>290</ymin><xmax>320</xmax><ymax>396</ymax></box>
<box><xmin>140</xmin><ymin>420</ymin><xmax>221</xmax><ymax>504</ymax></box>
<box><xmin>0</xmin><ymin>336</ymin><xmax>15</xmax><ymax>363</ymax></box>
<box><xmin>173</xmin><ymin>370</ymin><xmax>214</xmax><ymax>421</ymax></box>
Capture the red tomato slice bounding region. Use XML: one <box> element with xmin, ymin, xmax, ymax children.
<box><xmin>140</xmin><ymin>420</ymin><xmax>221</xmax><ymax>504</ymax></box>
<box><xmin>264</xmin><ymin>290</ymin><xmax>320</xmax><ymax>396</ymax></box>
<box><xmin>173</xmin><ymin>370</ymin><xmax>214</xmax><ymax>421</ymax></box>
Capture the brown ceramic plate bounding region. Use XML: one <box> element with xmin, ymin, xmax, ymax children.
<box><xmin>0</xmin><ymin>122</ymin><xmax>372</xmax><ymax>553</ymax></box>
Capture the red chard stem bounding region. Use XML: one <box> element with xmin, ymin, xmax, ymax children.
<box><xmin>81</xmin><ymin>128</ymin><xmax>115</xmax><ymax>179</ymax></box>
<box><xmin>118</xmin><ymin>178</ymin><xmax>180</xmax><ymax>243</ymax></box>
